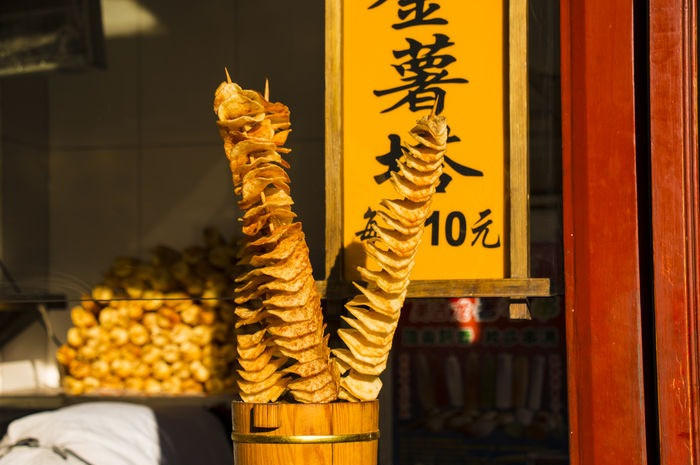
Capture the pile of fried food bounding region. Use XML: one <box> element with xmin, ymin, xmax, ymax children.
<box><xmin>56</xmin><ymin>228</ymin><xmax>238</xmax><ymax>396</ymax></box>
<box><xmin>213</xmin><ymin>72</ymin><xmax>445</xmax><ymax>403</ymax></box>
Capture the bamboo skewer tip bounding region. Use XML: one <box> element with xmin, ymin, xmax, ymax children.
<box><xmin>225</xmin><ymin>67</ymin><xmax>232</xmax><ymax>83</ymax></box>
<box><xmin>264</xmin><ymin>78</ymin><xmax>270</xmax><ymax>101</ymax></box>
<box><xmin>430</xmin><ymin>96</ymin><xmax>439</xmax><ymax>117</ymax></box>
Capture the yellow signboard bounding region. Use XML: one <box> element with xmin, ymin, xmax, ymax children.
<box><xmin>342</xmin><ymin>1</ymin><xmax>506</xmax><ymax>281</ymax></box>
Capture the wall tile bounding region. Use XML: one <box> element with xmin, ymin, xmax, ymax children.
<box><xmin>1</xmin><ymin>77</ymin><xmax>50</xmax><ymax>288</ymax></box>
<box><xmin>138</xmin><ymin>0</ymin><xmax>237</xmax><ymax>146</ymax></box>
<box><xmin>1</xmin><ymin>145</ymin><xmax>49</xmax><ymax>289</ymax></box>
<box><xmin>235</xmin><ymin>0</ymin><xmax>324</xmax><ymax>141</ymax></box>
<box><xmin>49</xmin><ymin>36</ymin><xmax>140</xmax><ymax>149</ymax></box>
<box><xmin>1</xmin><ymin>76</ymin><xmax>49</xmax><ymax>148</ymax></box>
<box><xmin>49</xmin><ymin>148</ymin><xmax>139</xmax><ymax>295</ymax></box>
<box><xmin>140</xmin><ymin>144</ymin><xmax>239</xmax><ymax>252</ymax></box>
<box><xmin>139</xmin><ymin>139</ymin><xmax>325</xmax><ymax>279</ymax></box>
<box><xmin>285</xmin><ymin>138</ymin><xmax>325</xmax><ymax>279</ymax></box>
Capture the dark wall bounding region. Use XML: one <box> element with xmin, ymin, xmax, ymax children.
<box><xmin>1</xmin><ymin>76</ymin><xmax>50</xmax><ymax>292</ymax></box>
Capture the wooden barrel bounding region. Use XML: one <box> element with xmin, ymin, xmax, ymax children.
<box><xmin>231</xmin><ymin>401</ymin><xmax>379</xmax><ymax>465</ymax></box>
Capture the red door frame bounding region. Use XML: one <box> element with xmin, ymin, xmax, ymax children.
<box><xmin>649</xmin><ymin>0</ymin><xmax>699</xmax><ymax>464</ymax></box>
<box><xmin>560</xmin><ymin>1</ymin><xmax>649</xmax><ymax>464</ymax></box>
<box><xmin>562</xmin><ymin>0</ymin><xmax>699</xmax><ymax>464</ymax></box>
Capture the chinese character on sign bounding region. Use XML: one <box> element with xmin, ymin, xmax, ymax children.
<box><xmin>457</xmin><ymin>328</ymin><xmax>474</xmax><ymax>345</ymax></box>
<box><xmin>540</xmin><ymin>327</ymin><xmax>559</xmax><ymax>347</ymax></box>
<box><xmin>402</xmin><ymin>328</ymin><xmax>418</xmax><ymax>345</ymax></box>
<box><xmin>374</xmin><ymin>134</ymin><xmax>403</xmax><ymax>184</ymax></box>
<box><xmin>522</xmin><ymin>327</ymin><xmax>538</xmax><ymax>346</ymax></box>
<box><xmin>373</xmin><ymin>131</ymin><xmax>483</xmax><ymax>192</ymax></box>
<box><xmin>438</xmin><ymin>327</ymin><xmax>454</xmax><ymax>345</ymax></box>
<box><xmin>471</xmin><ymin>209</ymin><xmax>501</xmax><ymax>248</ymax></box>
<box><xmin>502</xmin><ymin>328</ymin><xmax>518</xmax><ymax>347</ymax></box>
<box><xmin>420</xmin><ymin>328</ymin><xmax>437</xmax><ymax>345</ymax></box>
<box><xmin>354</xmin><ymin>207</ymin><xmax>378</xmax><ymax>241</ymax></box>
<box><xmin>374</xmin><ymin>33</ymin><xmax>468</xmax><ymax>114</ymax></box>
<box><xmin>437</xmin><ymin>126</ymin><xmax>484</xmax><ymax>191</ymax></box>
<box><xmin>482</xmin><ymin>327</ymin><xmax>500</xmax><ymax>346</ymax></box>
<box><xmin>369</xmin><ymin>0</ymin><xmax>448</xmax><ymax>29</ymax></box>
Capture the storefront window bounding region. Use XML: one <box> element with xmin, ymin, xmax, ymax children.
<box><xmin>0</xmin><ymin>1</ymin><xmax>566</xmax><ymax>464</ymax></box>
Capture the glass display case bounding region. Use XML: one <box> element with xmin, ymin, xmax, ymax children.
<box><xmin>0</xmin><ymin>1</ymin><xmax>565</xmax><ymax>464</ymax></box>
<box><xmin>0</xmin><ymin>0</ymin><xmax>325</xmax><ymax>403</ymax></box>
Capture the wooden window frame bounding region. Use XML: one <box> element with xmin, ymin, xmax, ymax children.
<box><xmin>649</xmin><ymin>0</ymin><xmax>699</xmax><ymax>464</ymax></box>
<box><xmin>560</xmin><ymin>1</ymin><xmax>649</xmax><ymax>464</ymax></box>
<box><xmin>323</xmin><ymin>0</ymin><xmax>549</xmax><ymax>304</ymax></box>
<box><xmin>562</xmin><ymin>0</ymin><xmax>699</xmax><ymax>464</ymax></box>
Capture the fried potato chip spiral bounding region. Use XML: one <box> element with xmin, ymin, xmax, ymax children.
<box><xmin>214</xmin><ymin>73</ymin><xmax>337</xmax><ymax>403</ymax></box>
<box><xmin>333</xmin><ymin>112</ymin><xmax>447</xmax><ymax>401</ymax></box>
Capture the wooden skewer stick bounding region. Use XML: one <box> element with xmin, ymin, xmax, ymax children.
<box><xmin>260</xmin><ymin>191</ymin><xmax>275</xmax><ymax>232</ymax></box>
<box><xmin>262</xmin><ymin>80</ymin><xmax>274</xmax><ymax>233</ymax></box>
<box><xmin>225</xmin><ymin>67</ymin><xmax>232</xmax><ymax>84</ymax></box>
<box><xmin>257</xmin><ymin>192</ymin><xmax>273</xmax><ymax>303</ymax></box>
<box><xmin>430</xmin><ymin>96</ymin><xmax>440</xmax><ymax>117</ymax></box>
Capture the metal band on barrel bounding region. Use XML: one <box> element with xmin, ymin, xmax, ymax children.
<box><xmin>231</xmin><ymin>431</ymin><xmax>380</xmax><ymax>444</ymax></box>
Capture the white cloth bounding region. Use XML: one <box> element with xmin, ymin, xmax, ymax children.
<box><xmin>0</xmin><ymin>402</ymin><xmax>160</xmax><ymax>465</ymax></box>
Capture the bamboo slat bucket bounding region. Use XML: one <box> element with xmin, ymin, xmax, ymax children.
<box><xmin>231</xmin><ymin>401</ymin><xmax>379</xmax><ymax>465</ymax></box>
